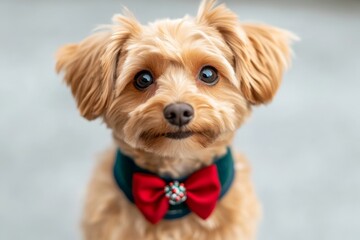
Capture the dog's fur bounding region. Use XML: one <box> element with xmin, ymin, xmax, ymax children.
<box><xmin>56</xmin><ymin>0</ymin><xmax>295</xmax><ymax>239</ymax></box>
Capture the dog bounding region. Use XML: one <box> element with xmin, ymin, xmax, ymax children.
<box><xmin>56</xmin><ymin>0</ymin><xmax>295</xmax><ymax>239</ymax></box>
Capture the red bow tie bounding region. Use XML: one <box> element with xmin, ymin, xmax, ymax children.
<box><xmin>132</xmin><ymin>165</ymin><xmax>221</xmax><ymax>224</ymax></box>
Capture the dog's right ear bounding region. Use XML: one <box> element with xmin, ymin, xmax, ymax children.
<box><xmin>56</xmin><ymin>32</ymin><xmax>111</xmax><ymax>120</ymax></box>
<box><xmin>56</xmin><ymin>13</ymin><xmax>141</xmax><ymax>120</ymax></box>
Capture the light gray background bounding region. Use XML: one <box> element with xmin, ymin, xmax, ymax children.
<box><xmin>1</xmin><ymin>0</ymin><xmax>359</xmax><ymax>239</ymax></box>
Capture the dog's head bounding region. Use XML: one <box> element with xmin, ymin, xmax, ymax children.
<box><xmin>56</xmin><ymin>0</ymin><xmax>295</xmax><ymax>158</ymax></box>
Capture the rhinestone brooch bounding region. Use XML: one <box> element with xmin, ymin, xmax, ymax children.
<box><xmin>164</xmin><ymin>181</ymin><xmax>187</xmax><ymax>205</ymax></box>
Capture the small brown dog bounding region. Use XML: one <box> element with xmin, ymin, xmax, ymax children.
<box><xmin>56</xmin><ymin>0</ymin><xmax>295</xmax><ymax>239</ymax></box>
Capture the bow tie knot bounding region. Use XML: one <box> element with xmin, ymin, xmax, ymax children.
<box><xmin>164</xmin><ymin>181</ymin><xmax>187</xmax><ymax>205</ymax></box>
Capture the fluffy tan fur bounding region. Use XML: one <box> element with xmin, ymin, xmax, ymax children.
<box><xmin>56</xmin><ymin>0</ymin><xmax>295</xmax><ymax>239</ymax></box>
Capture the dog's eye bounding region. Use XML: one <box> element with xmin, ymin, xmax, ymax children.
<box><xmin>134</xmin><ymin>70</ymin><xmax>154</xmax><ymax>90</ymax></box>
<box><xmin>198</xmin><ymin>66</ymin><xmax>218</xmax><ymax>85</ymax></box>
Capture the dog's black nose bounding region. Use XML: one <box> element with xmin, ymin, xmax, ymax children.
<box><xmin>163</xmin><ymin>103</ymin><xmax>194</xmax><ymax>127</ymax></box>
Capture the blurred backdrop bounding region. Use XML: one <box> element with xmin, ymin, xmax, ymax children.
<box><xmin>1</xmin><ymin>0</ymin><xmax>359</xmax><ymax>239</ymax></box>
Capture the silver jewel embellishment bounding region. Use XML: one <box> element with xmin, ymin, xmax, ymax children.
<box><xmin>164</xmin><ymin>181</ymin><xmax>187</xmax><ymax>205</ymax></box>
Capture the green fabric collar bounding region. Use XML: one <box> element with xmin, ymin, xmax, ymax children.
<box><xmin>113</xmin><ymin>147</ymin><xmax>235</xmax><ymax>220</ymax></box>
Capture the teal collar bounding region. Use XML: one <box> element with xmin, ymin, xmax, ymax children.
<box><xmin>113</xmin><ymin>147</ymin><xmax>235</xmax><ymax>220</ymax></box>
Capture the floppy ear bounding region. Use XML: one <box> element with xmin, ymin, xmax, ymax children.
<box><xmin>197</xmin><ymin>0</ymin><xmax>296</xmax><ymax>104</ymax></box>
<box><xmin>237</xmin><ymin>23</ymin><xmax>296</xmax><ymax>104</ymax></box>
<box><xmin>56</xmin><ymin>32</ymin><xmax>111</xmax><ymax>120</ymax></box>
<box><xmin>56</xmin><ymin>13</ymin><xmax>141</xmax><ymax>120</ymax></box>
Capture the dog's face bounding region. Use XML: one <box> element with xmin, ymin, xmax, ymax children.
<box><xmin>56</xmin><ymin>0</ymin><xmax>295</xmax><ymax>158</ymax></box>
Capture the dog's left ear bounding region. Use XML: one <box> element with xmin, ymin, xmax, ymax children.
<box><xmin>197</xmin><ymin>0</ymin><xmax>297</xmax><ymax>105</ymax></box>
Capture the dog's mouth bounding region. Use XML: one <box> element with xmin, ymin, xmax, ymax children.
<box><xmin>139</xmin><ymin>129</ymin><xmax>219</xmax><ymax>144</ymax></box>
<box><xmin>162</xmin><ymin>131</ymin><xmax>194</xmax><ymax>140</ymax></box>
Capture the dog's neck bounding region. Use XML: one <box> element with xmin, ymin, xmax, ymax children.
<box><xmin>113</xmin><ymin>133</ymin><xmax>234</xmax><ymax>178</ymax></box>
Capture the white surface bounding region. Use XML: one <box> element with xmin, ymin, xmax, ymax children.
<box><xmin>1</xmin><ymin>0</ymin><xmax>359</xmax><ymax>239</ymax></box>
